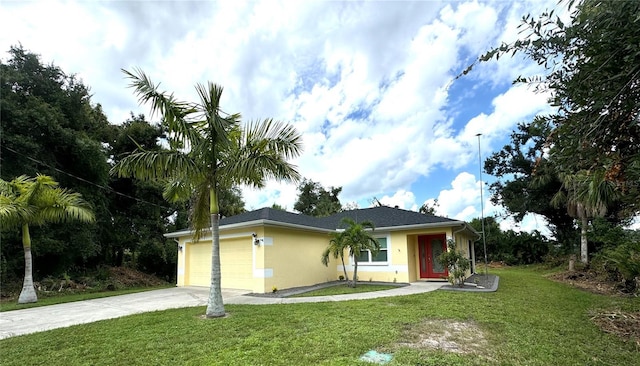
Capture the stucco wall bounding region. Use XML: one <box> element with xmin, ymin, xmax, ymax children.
<box><xmin>260</xmin><ymin>227</ymin><xmax>336</xmax><ymax>292</ymax></box>
<box><xmin>174</xmin><ymin>223</ymin><xmax>477</xmax><ymax>292</ymax></box>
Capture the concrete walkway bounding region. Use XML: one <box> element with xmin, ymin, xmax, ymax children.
<box><xmin>0</xmin><ymin>282</ymin><xmax>443</xmax><ymax>340</ymax></box>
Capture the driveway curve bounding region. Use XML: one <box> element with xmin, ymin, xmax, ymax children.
<box><xmin>0</xmin><ymin>282</ymin><xmax>443</xmax><ymax>340</ymax></box>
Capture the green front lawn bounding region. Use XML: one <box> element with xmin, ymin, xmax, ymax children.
<box><xmin>290</xmin><ymin>283</ymin><xmax>401</xmax><ymax>297</ymax></box>
<box><xmin>1</xmin><ymin>268</ymin><xmax>638</xmax><ymax>365</ymax></box>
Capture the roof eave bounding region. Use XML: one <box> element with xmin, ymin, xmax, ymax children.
<box><xmin>376</xmin><ymin>221</ymin><xmax>471</xmax><ymax>232</ymax></box>
<box><xmin>164</xmin><ymin>219</ymin><xmax>334</xmax><ymax>238</ymax></box>
<box><xmin>165</xmin><ymin>218</ymin><xmax>479</xmax><ymax>238</ymax></box>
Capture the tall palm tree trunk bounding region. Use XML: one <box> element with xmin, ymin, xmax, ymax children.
<box><xmin>18</xmin><ymin>224</ymin><xmax>37</xmax><ymax>304</ymax></box>
<box><xmin>352</xmin><ymin>260</ymin><xmax>358</xmax><ymax>288</ymax></box>
<box><xmin>340</xmin><ymin>255</ymin><xmax>349</xmax><ymax>282</ymax></box>
<box><xmin>580</xmin><ymin>216</ymin><xmax>589</xmax><ymax>265</ymax></box>
<box><xmin>206</xmin><ymin>189</ymin><xmax>225</xmax><ymax>318</ymax></box>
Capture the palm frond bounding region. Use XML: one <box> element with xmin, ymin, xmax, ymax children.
<box><xmin>0</xmin><ymin>195</ymin><xmax>34</xmax><ymax>230</ymax></box>
<box><xmin>195</xmin><ymin>82</ymin><xmax>240</xmax><ymax>153</ymax></box>
<box><xmin>223</xmin><ymin>119</ymin><xmax>303</xmax><ymax>187</ymax></box>
<box><xmin>122</xmin><ymin>68</ymin><xmax>200</xmax><ymax>145</ymax></box>
<box><xmin>189</xmin><ymin>180</ymin><xmax>212</xmax><ymax>241</ymax></box>
<box><xmin>0</xmin><ymin>175</ymin><xmax>94</xmax><ymax>230</ymax></box>
<box><xmin>245</xmin><ymin>119</ymin><xmax>303</xmax><ymax>160</ymax></box>
<box><xmin>111</xmin><ymin>149</ymin><xmax>200</xmax><ymax>181</ymax></box>
<box><xmin>163</xmin><ymin>179</ymin><xmax>193</xmax><ymax>204</ymax></box>
<box><xmin>38</xmin><ymin>190</ymin><xmax>95</xmax><ymax>224</ymax></box>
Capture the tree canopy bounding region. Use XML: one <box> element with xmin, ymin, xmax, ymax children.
<box><xmin>466</xmin><ymin>0</ymin><xmax>640</xmax><ymax>264</ymax></box>
<box><xmin>293</xmin><ymin>179</ymin><xmax>343</xmax><ymax>217</ymax></box>
<box><xmin>475</xmin><ymin>0</ymin><xmax>640</xmax><ymax>219</ymax></box>
<box><xmin>1</xmin><ymin>47</ymin><xmax>179</xmax><ymax>287</ymax></box>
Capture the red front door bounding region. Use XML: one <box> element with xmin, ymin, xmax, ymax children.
<box><xmin>418</xmin><ymin>234</ymin><xmax>448</xmax><ymax>278</ymax></box>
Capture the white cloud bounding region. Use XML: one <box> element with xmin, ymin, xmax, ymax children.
<box><xmin>1</xmin><ymin>0</ymin><xmax>562</xmax><ymax>236</ymax></box>
<box><xmin>377</xmin><ymin>190</ymin><xmax>418</xmax><ymax>211</ymax></box>
<box><xmin>499</xmin><ymin>214</ymin><xmax>551</xmax><ymax>237</ymax></box>
<box><xmin>426</xmin><ymin>172</ymin><xmax>490</xmax><ymax>220</ymax></box>
<box><xmin>460</xmin><ymin>84</ymin><xmax>551</xmax><ymax>147</ymax></box>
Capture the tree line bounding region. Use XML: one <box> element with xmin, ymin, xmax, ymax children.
<box><xmin>467</xmin><ymin>0</ymin><xmax>639</xmax><ymax>291</ymax></box>
<box><xmin>0</xmin><ymin>46</ymin><xmax>247</xmax><ymax>290</ymax></box>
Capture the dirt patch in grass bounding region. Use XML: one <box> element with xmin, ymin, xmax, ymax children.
<box><xmin>548</xmin><ymin>270</ymin><xmax>619</xmax><ymax>296</ymax></box>
<box><xmin>396</xmin><ymin>319</ymin><xmax>489</xmax><ymax>355</ymax></box>
<box><xmin>591</xmin><ymin>310</ymin><xmax>640</xmax><ymax>348</ymax></box>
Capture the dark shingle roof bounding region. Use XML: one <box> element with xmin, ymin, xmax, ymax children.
<box><xmin>219</xmin><ymin>206</ymin><xmax>460</xmax><ymax>231</ymax></box>
<box><xmin>322</xmin><ymin>206</ymin><xmax>459</xmax><ymax>229</ymax></box>
<box><xmin>220</xmin><ymin>207</ymin><xmax>328</xmax><ymax>229</ymax></box>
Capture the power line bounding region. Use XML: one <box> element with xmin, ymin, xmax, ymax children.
<box><xmin>2</xmin><ymin>146</ymin><xmax>174</xmax><ymax>211</ymax></box>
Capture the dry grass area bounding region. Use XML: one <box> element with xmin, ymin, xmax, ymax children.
<box><xmin>548</xmin><ymin>270</ymin><xmax>618</xmax><ymax>296</ymax></box>
<box><xmin>106</xmin><ymin>266</ymin><xmax>168</xmax><ymax>288</ymax></box>
<box><xmin>591</xmin><ymin>310</ymin><xmax>640</xmax><ymax>348</ymax></box>
<box><xmin>396</xmin><ymin>319</ymin><xmax>489</xmax><ymax>355</ymax></box>
<box><xmin>549</xmin><ymin>269</ymin><xmax>639</xmax><ymax>347</ymax></box>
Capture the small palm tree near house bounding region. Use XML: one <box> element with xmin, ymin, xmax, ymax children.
<box><xmin>329</xmin><ymin>218</ymin><xmax>380</xmax><ymax>288</ymax></box>
<box><xmin>112</xmin><ymin>69</ymin><xmax>302</xmax><ymax>318</ymax></box>
<box><xmin>322</xmin><ymin>231</ymin><xmax>350</xmax><ymax>282</ymax></box>
<box><xmin>0</xmin><ymin>175</ymin><xmax>95</xmax><ymax>303</ymax></box>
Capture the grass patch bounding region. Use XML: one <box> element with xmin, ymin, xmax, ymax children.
<box><xmin>290</xmin><ymin>283</ymin><xmax>400</xmax><ymax>297</ymax></box>
<box><xmin>1</xmin><ymin>267</ymin><xmax>638</xmax><ymax>365</ymax></box>
<box><xmin>0</xmin><ymin>285</ymin><xmax>173</xmax><ymax>312</ymax></box>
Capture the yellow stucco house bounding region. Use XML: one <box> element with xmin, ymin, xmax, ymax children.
<box><xmin>165</xmin><ymin>206</ymin><xmax>479</xmax><ymax>293</ymax></box>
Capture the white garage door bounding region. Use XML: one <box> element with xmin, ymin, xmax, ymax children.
<box><xmin>185</xmin><ymin>238</ymin><xmax>253</xmax><ymax>290</ymax></box>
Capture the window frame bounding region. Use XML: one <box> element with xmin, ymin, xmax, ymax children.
<box><xmin>353</xmin><ymin>234</ymin><xmax>390</xmax><ymax>265</ymax></box>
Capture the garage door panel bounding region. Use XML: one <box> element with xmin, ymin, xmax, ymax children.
<box><xmin>186</xmin><ymin>242</ymin><xmax>212</xmax><ymax>287</ymax></box>
<box><xmin>185</xmin><ymin>238</ymin><xmax>252</xmax><ymax>290</ymax></box>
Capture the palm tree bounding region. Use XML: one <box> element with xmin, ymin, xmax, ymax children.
<box><xmin>112</xmin><ymin>69</ymin><xmax>302</xmax><ymax>318</ymax></box>
<box><xmin>321</xmin><ymin>231</ymin><xmax>349</xmax><ymax>282</ymax></box>
<box><xmin>0</xmin><ymin>175</ymin><xmax>95</xmax><ymax>303</ymax></box>
<box><xmin>551</xmin><ymin>170</ymin><xmax>619</xmax><ymax>264</ymax></box>
<box><xmin>337</xmin><ymin>218</ymin><xmax>380</xmax><ymax>288</ymax></box>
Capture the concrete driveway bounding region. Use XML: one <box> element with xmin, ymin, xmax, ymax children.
<box><xmin>0</xmin><ymin>282</ymin><xmax>443</xmax><ymax>340</ymax></box>
<box><xmin>0</xmin><ymin>286</ymin><xmax>248</xmax><ymax>340</ymax></box>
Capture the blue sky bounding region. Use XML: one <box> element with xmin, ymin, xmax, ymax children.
<box><xmin>0</xmin><ymin>0</ymin><xmax>565</xmax><ymax>233</ymax></box>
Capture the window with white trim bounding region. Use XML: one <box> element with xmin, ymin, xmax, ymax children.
<box><xmin>356</xmin><ymin>237</ymin><xmax>388</xmax><ymax>263</ymax></box>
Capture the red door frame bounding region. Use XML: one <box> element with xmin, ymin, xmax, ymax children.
<box><xmin>418</xmin><ymin>234</ymin><xmax>448</xmax><ymax>278</ymax></box>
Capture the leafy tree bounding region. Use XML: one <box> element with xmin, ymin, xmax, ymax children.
<box><xmin>217</xmin><ymin>186</ymin><xmax>246</xmax><ymax>218</ymax></box>
<box><xmin>332</xmin><ymin>218</ymin><xmax>380</xmax><ymax>288</ymax></box>
<box><xmin>106</xmin><ymin>114</ymin><xmax>170</xmax><ymax>267</ymax></box>
<box><xmin>469</xmin><ymin>216</ymin><xmax>550</xmax><ymax>265</ymax></box>
<box><xmin>470</xmin><ymin>0</ymin><xmax>640</xmax><ymax>218</ymax></box>
<box><xmin>342</xmin><ymin>201</ymin><xmax>359</xmax><ymax>211</ymax></box>
<box><xmin>0</xmin><ymin>175</ymin><xmax>94</xmax><ymax>303</ymax></box>
<box><xmin>1</xmin><ymin>46</ymin><xmax>110</xmax><ymax>279</ymax></box>
<box><xmin>112</xmin><ymin>69</ymin><xmax>302</xmax><ymax>318</ymax></box>
<box><xmin>484</xmin><ymin>121</ymin><xmax>576</xmax><ymax>247</ymax></box>
<box><xmin>419</xmin><ymin>199</ymin><xmax>439</xmax><ymax>215</ymax></box>
<box><xmin>271</xmin><ymin>203</ymin><xmax>286</xmax><ymax>211</ymax></box>
<box><xmin>469</xmin><ymin>217</ymin><xmax>502</xmax><ymax>262</ymax></box>
<box><xmin>293</xmin><ymin>179</ymin><xmax>342</xmax><ymax>217</ymax></box>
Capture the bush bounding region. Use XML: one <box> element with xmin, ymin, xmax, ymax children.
<box><xmin>438</xmin><ymin>239</ymin><xmax>470</xmax><ymax>287</ymax></box>
<box><xmin>596</xmin><ymin>241</ymin><xmax>640</xmax><ymax>294</ymax></box>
